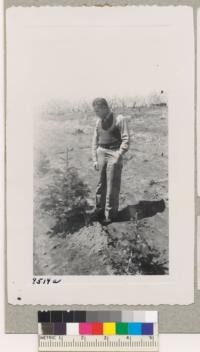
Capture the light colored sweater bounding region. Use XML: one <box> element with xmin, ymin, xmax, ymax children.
<box><xmin>92</xmin><ymin>113</ymin><xmax>130</xmax><ymax>163</ymax></box>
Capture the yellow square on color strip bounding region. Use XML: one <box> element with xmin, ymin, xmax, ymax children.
<box><xmin>103</xmin><ymin>323</ymin><xmax>116</xmax><ymax>335</ymax></box>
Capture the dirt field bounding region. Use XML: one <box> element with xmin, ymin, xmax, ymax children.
<box><xmin>33</xmin><ymin>104</ymin><xmax>168</xmax><ymax>275</ymax></box>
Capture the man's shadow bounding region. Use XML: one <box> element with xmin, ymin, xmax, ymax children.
<box><xmin>91</xmin><ymin>199</ymin><xmax>165</xmax><ymax>224</ymax></box>
<box><xmin>87</xmin><ymin>199</ymin><xmax>165</xmax><ymax>223</ymax></box>
<box><xmin>114</xmin><ymin>199</ymin><xmax>165</xmax><ymax>222</ymax></box>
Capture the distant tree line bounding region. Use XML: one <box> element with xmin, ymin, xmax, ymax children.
<box><xmin>40</xmin><ymin>91</ymin><xmax>167</xmax><ymax>119</ymax></box>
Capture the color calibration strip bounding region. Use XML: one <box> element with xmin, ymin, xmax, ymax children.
<box><xmin>38</xmin><ymin>310</ymin><xmax>158</xmax><ymax>336</ymax></box>
<box><xmin>39</xmin><ymin>321</ymin><xmax>155</xmax><ymax>336</ymax></box>
<box><xmin>38</xmin><ymin>311</ymin><xmax>158</xmax><ymax>351</ymax></box>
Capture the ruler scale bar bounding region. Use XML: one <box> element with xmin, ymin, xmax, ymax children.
<box><xmin>39</xmin><ymin>335</ymin><xmax>158</xmax><ymax>352</ymax></box>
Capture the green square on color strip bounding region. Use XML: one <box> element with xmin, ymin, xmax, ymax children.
<box><xmin>128</xmin><ymin>323</ymin><xmax>142</xmax><ymax>335</ymax></box>
<box><xmin>116</xmin><ymin>323</ymin><xmax>128</xmax><ymax>335</ymax></box>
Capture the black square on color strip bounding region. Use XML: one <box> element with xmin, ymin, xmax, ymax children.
<box><xmin>51</xmin><ymin>311</ymin><xmax>63</xmax><ymax>323</ymax></box>
<box><xmin>38</xmin><ymin>311</ymin><xmax>50</xmax><ymax>323</ymax></box>
<box><xmin>74</xmin><ymin>311</ymin><xmax>86</xmax><ymax>322</ymax></box>
<box><xmin>63</xmin><ymin>311</ymin><xmax>74</xmax><ymax>322</ymax></box>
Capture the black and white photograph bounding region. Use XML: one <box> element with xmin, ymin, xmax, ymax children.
<box><xmin>34</xmin><ymin>97</ymin><xmax>168</xmax><ymax>276</ymax></box>
<box><xmin>6</xmin><ymin>6</ymin><xmax>194</xmax><ymax>305</ymax></box>
<box><xmin>33</xmin><ymin>16</ymin><xmax>169</xmax><ymax>276</ymax></box>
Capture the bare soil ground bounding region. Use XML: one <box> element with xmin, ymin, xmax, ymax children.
<box><xmin>34</xmin><ymin>105</ymin><xmax>168</xmax><ymax>275</ymax></box>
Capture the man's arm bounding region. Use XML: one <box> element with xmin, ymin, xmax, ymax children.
<box><xmin>92</xmin><ymin>121</ymin><xmax>99</xmax><ymax>163</ymax></box>
<box><xmin>118</xmin><ymin>115</ymin><xmax>130</xmax><ymax>156</ymax></box>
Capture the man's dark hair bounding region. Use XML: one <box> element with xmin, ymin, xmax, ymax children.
<box><xmin>92</xmin><ymin>97</ymin><xmax>109</xmax><ymax>108</ymax></box>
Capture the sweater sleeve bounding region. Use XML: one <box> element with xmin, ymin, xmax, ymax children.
<box><xmin>118</xmin><ymin>115</ymin><xmax>130</xmax><ymax>155</ymax></box>
<box><xmin>92</xmin><ymin>120</ymin><xmax>99</xmax><ymax>163</ymax></box>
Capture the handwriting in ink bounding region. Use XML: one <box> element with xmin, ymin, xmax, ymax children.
<box><xmin>32</xmin><ymin>278</ymin><xmax>62</xmax><ymax>285</ymax></box>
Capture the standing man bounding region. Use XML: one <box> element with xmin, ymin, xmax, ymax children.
<box><xmin>92</xmin><ymin>98</ymin><xmax>130</xmax><ymax>224</ymax></box>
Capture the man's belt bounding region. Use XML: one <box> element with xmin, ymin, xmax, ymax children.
<box><xmin>99</xmin><ymin>143</ymin><xmax>121</xmax><ymax>150</ymax></box>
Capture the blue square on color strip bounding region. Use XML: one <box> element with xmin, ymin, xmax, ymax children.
<box><xmin>141</xmin><ymin>323</ymin><xmax>154</xmax><ymax>335</ymax></box>
<box><xmin>128</xmin><ymin>323</ymin><xmax>142</xmax><ymax>335</ymax></box>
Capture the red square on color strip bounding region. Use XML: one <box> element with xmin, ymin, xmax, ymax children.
<box><xmin>92</xmin><ymin>323</ymin><xmax>103</xmax><ymax>335</ymax></box>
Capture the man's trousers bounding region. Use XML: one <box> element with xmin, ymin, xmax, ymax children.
<box><xmin>96</xmin><ymin>147</ymin><xmax>123</xmax><ymax>219</ymax></box>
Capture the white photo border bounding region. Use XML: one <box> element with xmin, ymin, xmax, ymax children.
<box><xmin>6</xmin><ymin>6</ymin><xmax>194</xmax><ymax>305</ymax></box>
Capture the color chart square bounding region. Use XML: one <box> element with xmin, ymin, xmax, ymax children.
<box><xmin>145</xmin><ymin>311</ymin><xmax>158</xmax><ymax>323</ymax></box>
<box><xmin>122</xmin><ymin>311</ymin><xmax>134</xmax><ymax>322</ymax></box>
<box><xmin>128</xmin><ymin>323</ymin><xmax>142</xmax><ymax>335</ymax></box>
<box><xmin>74</xmin><ymin>311</ymin><xmax>86</xmax><ymax>322</ymax></box>
<box><xmin>51</xmin><ymin>311</ymin><xmax>63</xmax><ymax>323</ymax></box>
<box><xmin>91</xmin><ymin>323</ymin><xmax>103</xmax><ymax>335</ymax></box>
<box><xmin>54</xmin><ymin>323</ymin><xmax>66</xmax><ymax>335</ymax></box>
<box><xmin>142</xmin><ymin>323</ymin><xmax>154</xmax><ymax>335</ymax></box>
<box><xmin>79</xmin><ymin>323</ymin><xmax>92</xmax><ymax>335</ymax></box>
<box><xmin>39</xmin><ymin>323</ymin><xmax>54</xmax><ymax>335</ymax></box>
<box><xmin>67</xmin><ymin>323</ymin><xmax>79</xmax><ymax>335</ymax></box>
<box><xmin>38</xmin><ymin>311</ymin><xmax>50</xmax><ymax>323</ymax></box>
<box><xmin>86</xmin><ymin>311</ymin><xmax>98</xmax><ymax>322</ymax></box>
<box><xmin>116</xmin><ymin>323</ymin><xmax>128</xmax><ymax>335</ymax></box>
<box><xmin>63</xmin><ymin>311</ymin><xmax>74</xmax><ymax>322</ymax></box>
<box><xmin>103</xmin><ymin>323</ymin><xmax>116</xmax><ymax>335</ymax></box>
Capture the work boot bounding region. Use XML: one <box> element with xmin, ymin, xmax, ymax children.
<box><xmin>86</xmin><ymin>208</ymin><xmax>105</xmax><ymax>220</ymax></box>
<box><xmin>101</xmin><ymin>217</ymin><xmax>112</xmax><ymax>225</ymax></box>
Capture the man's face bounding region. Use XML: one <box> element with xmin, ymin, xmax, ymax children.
<box><xmin>93</xmin><ymin>105</ymin><xmax>109</xmax><ymax>119</ymax></box>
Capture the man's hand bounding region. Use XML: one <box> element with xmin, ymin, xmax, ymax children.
<box><xmin>114</xmin><ymin>150</ymin><xmax>122</xmax><ymax>162</ymax></box>
<box><xmin>93</xmin><ymin>162</ymin><xmax>99</xmax><ymax>171</ymax></box>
